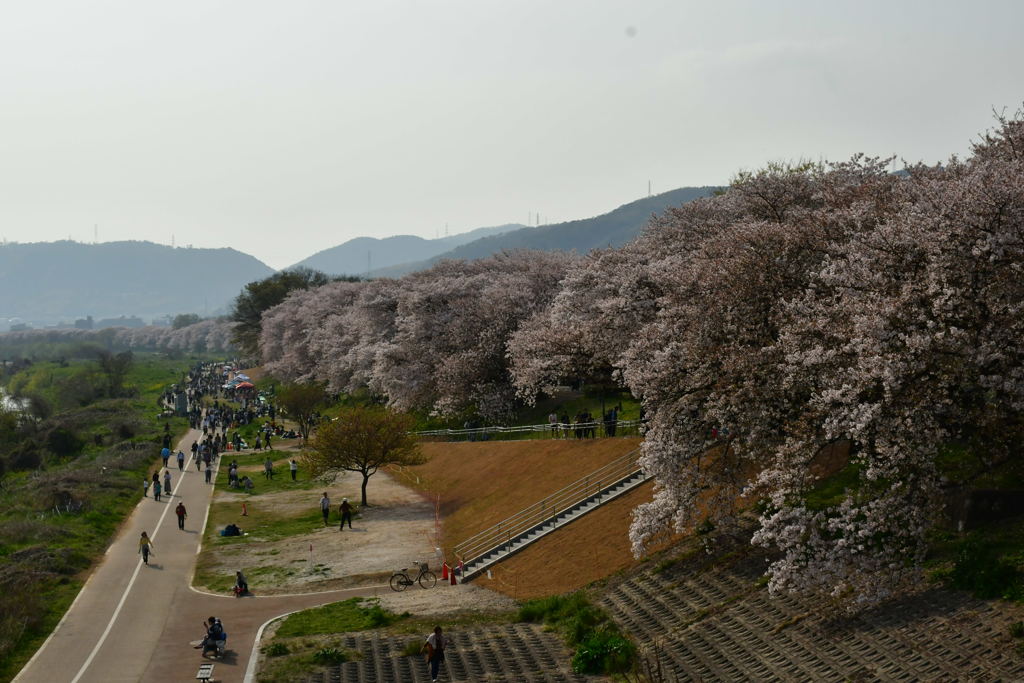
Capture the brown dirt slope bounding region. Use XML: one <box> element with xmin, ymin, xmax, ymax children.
<box><xmin>476</xmin><ymin>481</ymin><xmax>667</xmax><ymax>600</ymax></box>
<box><xmin>397</xmin><ymin>438</ymin><xmax>641</xmax><ymax>558</ymax></box>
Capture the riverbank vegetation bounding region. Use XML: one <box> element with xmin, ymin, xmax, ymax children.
<box><xmin>0</xmin><ymin>351</ymin><xmax>211</xmax><ymax>679</ymax></box>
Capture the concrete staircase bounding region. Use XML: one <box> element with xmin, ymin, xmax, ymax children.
<box><xmin>455</xmin><ymin>449</ymin><xmax>650</xmax><ymax>581</ymax></box>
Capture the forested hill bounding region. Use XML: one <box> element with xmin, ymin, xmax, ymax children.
<box><xmin>369</xmin><ymin>186</ymin><xmax>718</xmax><ymax>277</ymax></box>
<box><xmin>0</xmin><ymin>240</ymin><xmax>274</xmax><ymax>324</ymax></box>
<box><xmin>288</xmin><ymin>223</ymin><xmax>524</xmax><ymax>276</ymax></box>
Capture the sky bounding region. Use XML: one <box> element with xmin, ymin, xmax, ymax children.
<box><xmin>0</xmin><ymin>1</ymin><xmax>1022</xmax><ymax>270</ymax></box>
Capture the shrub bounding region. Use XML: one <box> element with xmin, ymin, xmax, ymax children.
<box><xmin>364</xmin><ymin>603</ymin><xmax>394</xmax><ymax>628</ymax></box>
<box><xmin>1010</xmin><ymin>621</ymin><xmax>1024</xmax><ymax>639</ymax></box>
<box><xmin>518</xmin><ymin>591</ymin><xmax>635</xmax><ymax>673</ymax></box>
<box><xmin>264</xmin><ymin>642</ymin><xmax>289</xmax><ymax>657</ymax></box>
<box><xmin>950</xmin><ymin>538</ymin><xmax>1023</xmax><ymax>600</ymax></box>
<box><xmin>571</xmin><ymin>630</ymin><xmax>636</xmax><ymax>675</ymax></box>
<box><xmin>46</xmin><ymin>427</ymin><xmax>84</xmax><ymax>458</ymax></box>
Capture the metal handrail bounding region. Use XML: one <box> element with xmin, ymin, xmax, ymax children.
<box><xmin>413</xmin><ymin>418</ymin><xmax>643</xmax><ymax>439</ymax></box>
<box><xmin>453</xmin><ymin>448</ymin><xmax>643</xmax><ymax>565</ymax></box>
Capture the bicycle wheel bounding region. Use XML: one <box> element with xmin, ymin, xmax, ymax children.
<box><xmin>418</xmin><ymin>571</ymin><xmax>437</xmax><ymax>589</ymax></box>
<box><xmin>390</xmin><ymin>573</ymin><xmax>409</xmax><ymax>592</ymax></box>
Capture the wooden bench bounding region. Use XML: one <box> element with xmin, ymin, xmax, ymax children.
<box><xmin>196</xmin><ymin>662</ymin><xmax>215</xmax><ymax>682</ymax></box>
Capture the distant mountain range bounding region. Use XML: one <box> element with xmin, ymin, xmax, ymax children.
<box><xmin>365</xmin><ymin>186</ymin><xmax>717</xmax><ymax>278</ymax></box>
<box><xmin>288</xmin><ymin>223</ymin><xmax>523</xmax><ymax>275</ymax></box>
<box><xmin>0</xmin><ymin>241</ymin><xmax>274</xmax><ymax>327</ymax></box>
<box><xmin>0</xmin><ymin>186</ymin><xmax>717</xmax><ymax>328</ymax></box>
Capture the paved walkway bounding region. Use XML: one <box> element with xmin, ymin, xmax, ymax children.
<box><xmin>14</xmin><ymin>428</ymin><xmax>380</xmax><ymax>683</ymax></box>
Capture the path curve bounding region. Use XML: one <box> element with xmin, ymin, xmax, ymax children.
<box><xmin>14</xmin><ymin>428</ymin><xmax>380</xmax><ymax>683</ymax></box>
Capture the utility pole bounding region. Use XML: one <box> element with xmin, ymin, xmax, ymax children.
<box><xmin>648</xmin><ymin>180</ymin><xmax>651</xmax><ymax>197</ymax></box>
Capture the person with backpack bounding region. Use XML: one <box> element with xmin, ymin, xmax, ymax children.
<box><xmin>421</xmin><ymin>625</ymin><xmax>446</xmax><ymax>683</ymax></box>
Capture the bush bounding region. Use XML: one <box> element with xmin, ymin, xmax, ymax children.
<box><xmin>1010</xmin><ymin>621</ymin><xmax>1024</xmax><ymax>639</ymax></box>
<box><xmin>264</xmin><ymin>642</ymin><xmax>289</xmax><ymax>657</ymax></box>
<box><xmin>46</xmin><ymin>427</ymin><xmax>84</xmax><ymax>458</ymax></box>
<box><xmin>364</xmin><ymin>603</ymin><xmax>394</xmax><ymax>628</ymax></box>
<box><xmin>950</xmin><ymin>538</ymin><xmax>1024</xmax><ymax>600</ymax></box>
<box><xmin>571</xmin><ymin>630</ymin><xmax>636</xmax><ymax>675</ymax></box>
<box><xmin>518</xmin><ymin>592</ymin><xmax>635</xmax><ymax>673</ymax></box>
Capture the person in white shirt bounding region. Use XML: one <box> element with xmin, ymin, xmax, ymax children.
<box><xmin>319</xmin><ymin>492</ymin><xmax>330</xmax><ymax>526</ymax></box>
<box><xmin>421</xmin><ymin>625</ymin><xmax>446</xmax><ymax>682</ymax></box>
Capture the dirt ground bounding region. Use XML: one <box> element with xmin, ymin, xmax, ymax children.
<box><xmin>399</xmin><ymin>437</ymin><xmax>642</xmax><ymax>557</ymax></box>
<box><xmin>198</xmin><ymin>467</ymin><xmax>442</xmax><ymax>593</ymax></box>
<box><xmin>476</xmin><ymin>481</ymin><xmax>673</xmax><ymax>600</ymax></box>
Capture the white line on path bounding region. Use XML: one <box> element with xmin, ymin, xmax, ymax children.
<box><xmin>243</xmin><ymin>611</ymin><xmax>297</xmax><ymax>683</ymax></box>
<box><xmin>69</xmin><ymin>467</ymin><xmax>189</xmax><ymax>683</ymax></box>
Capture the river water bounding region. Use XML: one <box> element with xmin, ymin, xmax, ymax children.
<box><xmin>0</xmin><ymin>387</ymin><xmax>27</xmax><ymax>412</ymax></box>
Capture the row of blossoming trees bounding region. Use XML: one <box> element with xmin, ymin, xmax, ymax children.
<box><xmin>260</xmin><ymin>114</ymin><xmax>1024</xmax><ymax>604</ymax></box>
<box><xmin>0</xmin><ymin>317</ymin><xmax>236</xmax><ymax>353</ymax></box>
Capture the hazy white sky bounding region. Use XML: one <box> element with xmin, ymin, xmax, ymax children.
<box><xmin>1</xmin><ymin>1</ymin><xmax>1021</xmax><ymax>269</ymax></box>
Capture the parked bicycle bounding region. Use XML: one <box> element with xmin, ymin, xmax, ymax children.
<box><xmin>389</xmin><ymin>561</ymin><xmax>437</xmax><ymax>591</ymax></box>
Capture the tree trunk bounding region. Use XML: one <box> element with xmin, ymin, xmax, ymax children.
<box><xmin>361</xmin><ymin>471</ymin><xmax>370</xmax><ymax>507</ymax></box>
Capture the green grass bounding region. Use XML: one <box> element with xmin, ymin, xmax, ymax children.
<box><xmin>215</xmin><ymin>450</ymin><xmax>318</xmax><ymax>495</ymax></box>
<box><xmin>517</xmin><ymin>591</ymin><xmax>636</xmax><ymax>675</ymax></box>
<box><xmin>257</xmin><ymin>638</ymin><xmax>361</xmax><ymax>683</ymax></box>
<box><xmin>204</xmin><ymin>500</ymin><xmax>326</xmax><ymax>546</ymax></box>
<box><xmin>804</xmin><ymin>460</ymin><xmax>861</xmax><ymax>511</ymax></box>
<box><xmin>274</xmin><ymin>598</ymin><xmax>401</xmax><ymax>637</ymax></box>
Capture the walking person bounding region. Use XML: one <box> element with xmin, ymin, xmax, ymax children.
<box><xmin>153</xmin><ymin>479</ymin><xmax>162</xmax><ymax>502</ymax></box>
<box><xmin>421</xmin><ymin>626</ymin><xmax>446</xmax><ymax>683</ymax></box>
<box><xmin>194</xmin><ymin>450</ymin><xmax>202</xmax><ymax>471</ymax></box>
<box><xmin>163</xmin><ymin>470</ymin><xmax>172</xmax><ymax>497</ymax></box>
<box><xmin>205</xmin><ymin>461</ymin><xmax>213</xmax><ymax>484</ymax></box>
<box><xmin>138</xmin><ymin>531</ymin><xmax>154</xmax><ymax>565</ymax></box>
<box><xmin>177</xmin><ymin>449</ymin><xmax>185</xmax><ymax>471</ymax></box>
<box><xmin>289</xmin><ymin>458</ymin><xmax>298</xmax><ymax>481</ymax></box>
<box><xmin>339</xmin><ymin>498</ymin><xmax>353</xmax><ymax>530</ymax></box>
<box><xmin>175</xmin><ymin>501</ymin><xmax>187</xmax><ymax>530</ymax></box>
<box><xmin>143</xmin><ymin>478</ymin><xmax>150</xmax><ymax>497</ymax></box>
<box><xmin>264</xmin><ymin>457</ymin><xmax>274</xmax><ymax>480</ymax></box>
<box><xmin>161</xmin><ymin>446</ymin><xmax>170</xmax><ymax>468</ymax></box>
<box><xmin>320</xmin><ymin>492</ymin><xmax>330</xmax><ymax>526</ymax></box>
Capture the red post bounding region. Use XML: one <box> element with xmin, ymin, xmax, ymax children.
<box><xmin>242</xmin><ymin>502</ymin><xmax>247</xmax><ymax>516</ymax></box>
<box><xmin>441</xmin><ymin>563</ymin><xmax>449</xmax><ymax>580</ymax></box>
